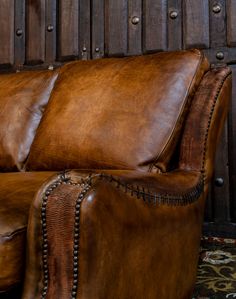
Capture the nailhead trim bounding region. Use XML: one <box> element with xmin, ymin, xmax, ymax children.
<box><xmin>201</xmin><ymin>71</ymin><xmax>232</xmax><ymax>179</ymax></box>
<box><xmin>41</xmin><ymin>172</ymin><xmax>92</xmax><ymax>299</ymax></box>
<box><xmin>41</xmin><ymin>173</ymin><xmax>65</xmax><ymax>299</ymax></box>
<box><xmin>41</xmin><ymin>171</ymin><xmax>204</xmax><ymax>298</ymax></box>
<box><xmin>71</xmin><ymin>182</ymin><xmax>92</xmax><ymax>299</ymax></box>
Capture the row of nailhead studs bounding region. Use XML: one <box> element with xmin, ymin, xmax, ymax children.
<box><xmin>41</xmin><ymin>173</ymin><xmax>92</xmax><ymax>299</ymax></box>
<box><xmin>41</xmin><ymin>174</ymin><xmax>70</xmax><ymax>299</ymax></box>
<box><xmin>71</xmin><ymin>182</ymin><xmax>92</xmax><ymax>299</ymax></box>
<box><xmin>41</xmin><ymin>174</ymin><xmax>66</xmax><ymax>299</ymax></box>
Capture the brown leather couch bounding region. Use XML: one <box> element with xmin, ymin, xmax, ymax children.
<box><xmin>0</xmin><ymin>50</ymin><xmax>232</xmax><ymax>299</ymax></box>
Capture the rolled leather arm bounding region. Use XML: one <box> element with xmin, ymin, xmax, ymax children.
<box><xmin>179</xmin><ymin>67</ymin><xmax>232</xmax><ymax>183</ymax></box>
<box><xmin>23</xmin><ymin>169</ymin><xmax>207</xmax><ymax>299</ymax></box>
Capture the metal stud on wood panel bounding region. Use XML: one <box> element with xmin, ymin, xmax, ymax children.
<box><xmin>131</xmin><ymin>16</ymin><xmax>140</xmax><ymax>25</ymax></box>
<box><xmin>169</xmin><ymin>10</ymin><xmax>178</xmax><ymax>19</ymax></box>
<box><xmin>212</xmin><ymin>4</ymin><xmax>221</xmax><ymax>13</ymax></box>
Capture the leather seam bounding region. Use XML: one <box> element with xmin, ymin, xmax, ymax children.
<box><xmin>41</xmin><ymin>171</ymin><xmax>204</xmax><ymax>298</ymax></box>
<box><xmin>148</xmin><ymin>51</ymin><xmax>206</xmax><ymax>172</ymax></box>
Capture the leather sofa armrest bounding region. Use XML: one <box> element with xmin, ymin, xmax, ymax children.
<box><xmin>179</xmin><ymin>67</ymin><xmax>232</xmax><ymax>183</ymax></box>
<box><xmin>22</xmin><ymin>169</ymin><xmax>207</xmax><ymax>299</ymax></box>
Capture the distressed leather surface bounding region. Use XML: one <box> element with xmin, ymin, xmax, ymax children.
<box><xmin>0</xmin><ymin>70</ymin><xmax>58</xmax><ymax>171</ymax></box>
<box><xmin>22</xmin><ymin>170</ymin><xmax>206</xmax><ymax>299</ymax></box>
<box><xmin>26</xmin><ymin>50</ymin><xmax>209</xmax><ymax>172</ymax></box>
<box><xmin>22</xmin><ymin>65</ymin><xmax>231</xmax><ymax>299</ymax></box>
<box><xmin>0</xmin><ymin>171</ymin><xmax>55</xmax><ymax>292</ymax></box>
<box><xmin>179</xmin><ymin>67</ymin><xmax>232</xmax><ymax>181</ymax></box>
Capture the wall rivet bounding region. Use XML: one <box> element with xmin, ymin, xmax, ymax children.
<box><xmin>47</xmin><ymin>25</ymin><xmax>54</xmax><ymax>32</ymax></box>
<box><xmin>95</xmin><ymin>47</ymin><xmax>100</xmax><ymax>53</ymax></box>
<box><xmin>16</xmin><ymin>29</ymin><xmax>23</xmax><ymax>37</ymax></box>
<box><xmin>131</xmin><ymin>16</ymin><xmax>140</xmax><ymax>25</ymax></box>
<box><xmin>82</xmin><ymin>46</ymin><xmax>87</xmax><ymax>52</ymax></box>
<box><xmin>212</xmin><ymin>4</ymin><xmax>221</xmax><ymax>13</ymax></box>
<box><xmin>169</xmin><ymin>10</ymin><xmax>178</xmax><ymax>19</ymax></box>
<box><xmin>215</xmin><ymin>177</ymin><xmax>224</xmax><ymax>187</ymax></box>
<box><xmin>216</xmin><ymin>51</ymin><xmax>224</xmax><ymax>60</ymax></box>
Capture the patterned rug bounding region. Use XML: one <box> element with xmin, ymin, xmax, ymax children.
<box><xmin>193</xmin><ymin>236</ymin><xmax>236</xmax><ymax>299</ymax></box>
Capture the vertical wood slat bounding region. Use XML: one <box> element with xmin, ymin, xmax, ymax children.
<box><xmin>183</xmin><ymin>0</ymin><xmax>210</xmax><ymax>49</ymax></box>
<box><xmin>45</xmin><ymin>0</ymin><xmax>57</xmax><ymax>63</ymax></box>
<box><xmin>210</xmin><ymin>0</ymin><xmax>226</xmax><ymax>48</ymax></box>
<box><xmin>0</xmin><ymin>0</ymin><xmax>15</xmax><ymax>66</ymax></box>
<box><xmin>105</xmin><ymin>0</ymin><xmax>128</xmax><ymax>56</ymax></box>
<box><xmin>167</xmin><ymin>0</ymin><xmax>182</xmax><ymax>51</ymax></box>
<box><xmin>228</xmin><ymin>66</ymin><xmax>236</xmax><ymax>222</ymax></box>
<box><xmin>57</xmin><ymin>0</ymin><xmax>79</xmax><ymax>61</ymax></box>
<box><xmin>127</xmin><ymin>0</ymin><xmax>142</xmax><ymax>56</ymax></box>
<box><xmin>212</xmin><ymin>123</ymin><xmax>230</xmax><ymax>222</ymax></box>
<box><xmin>227</xmin><ymin>0</ymin><xmax>236</xmax><ymax>47</ymax></box>
<box><xmin>92</xmin><ymin>0</ymin><xmax>104</xmax><ymax>59</ymax></box>
<box><xmin>79</xmin><ymin>0</ymin><xmax>91</xmax><ymax>60</ymax></box>
<box><xmin>143</xmin><ymin>0</ymin><xmax>167</xmax><ymax>53</ymax></box>
<box><xmin>26</xmin><ymin>0</ymin><xmax>46</xmax><ymax>64</ymax></box>
<box><xmin>15</xmin><ymin>0</ymin><xmax>25</xmax><ymax>68</ymax></box>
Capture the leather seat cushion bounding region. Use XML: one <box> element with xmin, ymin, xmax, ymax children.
<box><xmin>0</xmin><ymin>171</ymin><xmax>55</xmax><ymax>292</ymax></box>
<box><xmin>0</xmin><ymin>70</ymin><xmax>58</xmax><ymax>171</ymax></box>
<box><xmin>26</xmin><ymin>50</ymin><xmax>209</xmax><ymax>172</ymax></box>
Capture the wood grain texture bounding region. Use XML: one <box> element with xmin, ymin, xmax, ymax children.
<box><xmin>79</xmin><ymin>0</ymin><xmax>91</xmax><ymax>60</ymax></box>
<box><xmin>183</xmin><ymin>0</ymin><xmax>210</xmax><ymax>49</ymax></box>
<box><xmin>57</xmin><ymin>0</ymin><xmax>79</xmax><ymax>61</ymax></box>
<box><xmin>127</xmin><ymin>0</ymin><xmax>142</xmax><ymax>55</ymax></box>
<box><xmin>143</xmin><ymin>0</ymin><xmax>167</xmax><ymax>52</ymax></box>
<box><xmin>15</xmin><ymin>0</ymin><xmax>25</xmax><ymax>68</ymax></box>
<box><xmin>0</xmin><ymin>0</ymin><xmax>15</xmax><ymax>66</ymax></box>
<box><xmin>227</xmin><ymin>0</ymin><xmax>236</xmax><ymax>47</ymax></box>
<box><xmin>45</xmin><ymin>0</ymin><xmax>57</xmax><ymax>63</ymax></box>
<box><xmin>168</xmin><ymin>0</ymin><xmax>182</xmax><ymax>51</ymax></box>
<box><xmin>210</xmin><ymin>0</ymin><xmax>226</xmax><ymax>48</ymax></box>
<box><xmin>26</xmin><ymin>0</ymin><xmax>46</xmax><ymax>64</ymax></box>
<box><xmin>92</xmin><ymin>0</ymin><xmax>104</xmax><ymax>59</ymax></box>
<box><xmin>211</xmin><ymin>123</ymin><xmax>230</xmax><ymax>222</ymax></box>
<box><xmin>105</xmin><ymin>0</ymin><xmax>128</xmax><ymax>56</ymax></box>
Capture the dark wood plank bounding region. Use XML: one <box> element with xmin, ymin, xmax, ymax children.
<box><xmin>204</xmin><ymin>47</ymin><xmax>236</xmax><ymax>65</ymax></box>
<box><xmin>92</xmin><ymin>0</ymin><xmax>104</xmax><ymax>59</ymax></box>
<box><xmin>14</xmin><ymin>0</ymin><xmax>25</xmax><ymax>68</ymax></box>
<box><xmin>204</xmin><ymin>185</ymin><xmax>214</xmax><ymax>223</ymax></box>
<box><xmin>211</xmin><ymin>122</ymin><xmax>230</xmax><ymax>222</ymax></box>
<box><xmin>79</xmin><ymin>0</ymin><xmax>91</xmax><ymax>60</ymax></box>
<box><xmin>167</xmin><ymin>0</ymin><xmax>182</xmax><ymax>51</ymax></box>
<box><xmin>127</xmin><ymin>0</ymin><xmax>142</xmax><ymax>55</ymax></box>
<box><xmin>143</xmin><ymin>0</ymin><xmax>167</xmax><ymax>53</ymax></box>
<box><xmin>228</xmin><ymin>65</ymin><xmax>236</xmax><ymax>223</ymax></box>
<box><xmin>227</xmin><ymin>0</ymin><xmax>236</xmax><ymax>47</ymax></box>
<box><xmin>26</xmin><ymin>0</ymin><xmax>46</xmax><ymax>64</ymax></box>
<box><xmin>105</xmin><ymin>0</ymin><xmax>128</xmax><ymax>56</ymax></box>
<box><xmin>45</xmin><ymin>0</ymin><xmax>57</xmax><ymax>64</ymax></box>
<box><xmin>183</xmin><ymin>0</ymin><xmax>210</xmax><ymax>49</ymax></box>
<box><xmin>0</xmin><ymin>0</ymin><xmax>15</xmax><ymax>67</ymax></box>
<box><xmin>57</xmin><ymin>0</ymin><xmax>79</xmax><ymax>61</ymax></box>
<box><xmin>209</xmin><ymin>0</ymin><xmax>226</xmax><ymax>48</ymax></box>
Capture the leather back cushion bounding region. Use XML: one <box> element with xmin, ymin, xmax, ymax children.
<box><xmin>26</xmin><ymin>50</ymin><xmax>209</xmax><ymax>171</ymax></box>
<box><xmin>0</xmin><ymin>70</ymin><xmax>58</xmax><ymax>171</ymax></box>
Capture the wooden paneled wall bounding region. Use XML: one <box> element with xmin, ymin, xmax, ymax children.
<box><xmin>1</xmin><ymin>0</ymin><xmax>236</xmax><ymax>67</ymax></box>
<box><xmin>0</xmin><ymin>0</ymin><xmax>236</xmax><ymax>237</ymax></box>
